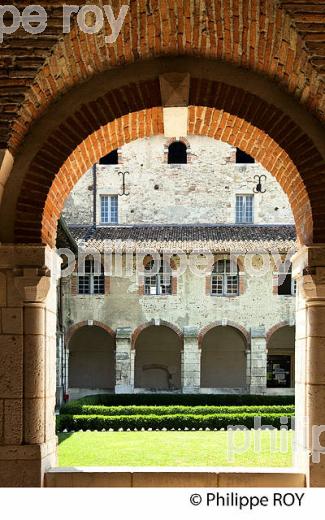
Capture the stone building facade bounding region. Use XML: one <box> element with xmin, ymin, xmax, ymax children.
<box><xmin>60</xmin><ymin>136</ymin><xmax>296</xmax><ymax>400</ymax></box>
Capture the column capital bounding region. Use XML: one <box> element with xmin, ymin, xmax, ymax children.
<box><xmin>116</xmin><ymin>327</ymin><xmax>132</xmax><ymax>340</ymax></box>
<box><xmin>292</xmin><ymin>245</ymin><xmax>325</xmax><ymax>277</ymax></box>
<box><xmin>14</xmin><ymin>267</ymin><xmax>51</xmax><ymax>303</ymax></box>
<box><xmin>183</xmin><ymin>325</ymin><xmax>199</xmax><ymax>338</ymax></box>
<box><xmin>251</xmin><ymin>326</ymin><xmax>266</xmax><ymax>339</ymax></box>
<box><xmin>292</xmin><ymin>245</ymin><xmax>325</xmax><ymax>301</ymax></box>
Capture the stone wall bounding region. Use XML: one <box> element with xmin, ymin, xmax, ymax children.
<box><xmin>63</xmin><ymin>136</ymin><xmax>294</xmax><ymax>226</ymax></box>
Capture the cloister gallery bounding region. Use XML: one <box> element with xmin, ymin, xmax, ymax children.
<box><xmin>0</xmin><ymin>0</ymin><xmax>325</xmax><ymax>488</ymax></box>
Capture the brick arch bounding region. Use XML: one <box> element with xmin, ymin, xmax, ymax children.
<box><xmin>11</xmin><ymin>74</ymin><xmax>325</xmax><ymax>246</ymax></box>
<box><xmin>266</xmin><ymin>321</ymin><xmax>294</xmax><ymax>344</ymax></box>
<box><xmin>143</xmin><ymin>254</ymin><xmax>178</xmax><ymax>271</ymax></box>
<box><xmin>131</xmin><ymin>320</ymin><xmax>184</xmax><ymax>350</ymax></box>
<box><xmin>66</xmin><ymin>321</ymin><xmax>116</xmax><ymax>346</ymax></box>
<box><xmin>198</xmin><ymin>321</ymin><xmax>250</xmax><ymax>349</ymax></box>
<box><xmin>164</xmin><ymin>137</ymin><xmax>191</xmax><ymax>149</ymax></box>
<box><xmin>6</xmin><ymin>1</ymin><xmax>325</xmax><ymax>152</ymax></box>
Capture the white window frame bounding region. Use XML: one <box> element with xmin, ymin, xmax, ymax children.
<box><xmin>211</xmin><ymin>259</ymin><xmax>239</xmax><ymax>297</ymax></box>
<box><xmin>236</xmin><ymin>194</ymin><xmax>254</xmax><ymax>224</ymax></box>
<box><xmin>100</xmin><ymin>195</ymin><xmax>118</xmax><ymax>224</ymax></box>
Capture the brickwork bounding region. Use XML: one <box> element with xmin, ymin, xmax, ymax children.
<box><xmin>2</xmin><ymin>1</ymin><xmax>325</xmax><ymax>152</ymax></box>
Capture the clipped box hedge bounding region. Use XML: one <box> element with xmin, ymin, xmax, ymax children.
<box><xmin>60</xmin><ymin>404</ymin><xmax>295</xmax><ymax>417</ymax></box>
<box><xmin>57</xmin><ymin>412</ymin><xmax>294</xmax><ymax>432</ymax></box>
<box><xmin>62</xmin><ymin>393</ymin><xmax>295</xmax><ymax>409</ymax></box>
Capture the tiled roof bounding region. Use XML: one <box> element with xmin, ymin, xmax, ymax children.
<box><xmin>68</xmin><ymin>224</ymin><xmax>297</xmax><ymax>253</ymax></box>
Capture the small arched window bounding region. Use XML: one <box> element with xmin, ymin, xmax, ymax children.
<box><xmin>144</xmin><ymin>258</ymin><xmax>172</xmax><ymax>295</ymax></box>
<box><xmin>211</xmin><ymin>259</ymin><xmax>239</xmax><ymax>296</ymax></box>
<box><xmin>99</xmin><ymin>149</ymin><xmax>119</xmax><ymax>165</ymax></box>
<box><xmin>78</xmin><ymin>259</ymin><xmax>105</xmax><ymax>295</ymax></box>
<box><xmin>168</xmin><ymin>141</ymin><xmax>187</xmax><ymax>164</ymax></box>
<box><xmin>236</xmin><ymin>148</ymin><xmax>255</xmax><ymax>164</ymax></box>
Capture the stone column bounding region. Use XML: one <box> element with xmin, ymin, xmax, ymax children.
<box><xmin>182</xmin><ymin>326</ymin><xmax>201</xmax><ymax>394</ymax></box>
<box><xmin>292</xmin><ymin>245</ymin><xmax>325</xmax><ymax>486</ymax></box>
<box><xmin>0</xmin><ymin>245</ymin><xmax>60</xmax><ymax>486</ymax></box>
<box><xmin>115</xmin><ymin>327</ymin><xmax>133</xmax><ymax>394</ymax></box>
<box><xmin>250</xmin><ymin>327</ymin><xmax>267</xmax><ymax>394</ymax></box>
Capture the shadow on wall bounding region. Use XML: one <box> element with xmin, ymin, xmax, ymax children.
<box><xmin>201</xmin><ymin>326</ymin><xmax>247</xmax><ymax>388</ymax></box>
<box><xmin>135</xmin><ymin>326</ymin><xmax>182</xmax><ymax>391</ymax></box>
<box><xmin>68</xmin><ymin>325</ymin><xmax>116</xmax><ymax>390</ymax></box>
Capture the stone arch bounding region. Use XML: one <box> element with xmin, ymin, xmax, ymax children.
<box><xmin>266</xmin><ymin>321</ymin><xmax>292</xmax><ymax>344</ymax></box>
<box><xmin>67</xmin><ymin>322</ymin><xmax>116</xmax><ymax>394</ymax></box>
<box><xmin>266</xmin><ymin>324</ymin><xmax>296</xmax><ymax>390</ymax></box>
<box><xmin>200</xmin><ymin>323</ymin><xmax>248</xmax><ymax>389</ymax></box>
<box><xmin>131</xmin><ymin>320</ymin><xmax>184</xmax><ymax>350</ymax></box>
<box><xmin>66</xmin><ymin>320</ymin><xmax>116</xmax><ymax>346</ymax></box>
<box><xmin>133</xmin><ymin>322</ymin><xmax>183</xmax><ymax>391</ymax></box>
<box><xmin>198</xmin><ymin>321</ymin><xmax>250</xmax><ymax>349</ymax></box>
<box><xmin>165</xmin><ymin>137</ymin><xmax>191</xmax><ymax>149</ymax></box>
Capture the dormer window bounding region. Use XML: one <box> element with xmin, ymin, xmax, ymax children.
<box><xmin>168</xmin><ymin>141</ymin><xmax>187</xmax><ymax>164</ymax></box>
<box><xmin>236</xmin><ymin>148</ymin><xmax>255</xmax><ymax>164</ymax></box>
<box><xmin>99</xmin><ymin>149</ymin><xmax>119</xmax><ymax>165</ymax></box>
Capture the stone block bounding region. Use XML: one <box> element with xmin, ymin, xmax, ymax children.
<box><xmin>133</xmin><ymin>471</ymin><xmax>219</xmax><ymax>487</ymax></box>
<box><xmin>45</xmin><ymin>469</ymin><xmax>132</xmax><ymax>487</ymax></box>
<box><xmin>0</xmin><ymin>399</ymin><xmax>3</xmax><ymax>444</ymax></box>
<box><xmin>24</xmin><ymin>305</ymin><xmax>45</xmax><ymax>335</ymax></box>
<box><xmin>0</xmin><ymin>459</ymin><xmax>42</xmax><ymax>487</ymax></box>
<box><xmin>4</xmin><ymin>399</ymin><xmax>23</xmax><ymax>445</ymax></box>
<box><xmin>1</xmin><ymin>308</ymin><xmax>23</xmax><ymax>334</ymax></box>
<box><xmin>308</xmin><ymin>305</ymin><xmax>325</xmax><ymax>338</ymax></box>
<box><xmin>218</xmin><ymin>471</ymin><xmax>305</xmax><ymax>487</ymax></box>
<box><xmin>24</xmin><ymin>398</ymin><xmax>45</xmax><ymax>444</ymax></box>
<box><xmin>5</xmin><ymin>271</ymin><xmax>23</xmax><ymax>307</ymax></box>
<box><xmin>0</xmin><ymin>272</ymin><xmax>6</xmax><ymax>306</ymax></box>
<box><xmin>306</xmin><ymin>337</ymin><xmax>325</xmax><ymax>385</ymax></box>
<box><xmin>24</xmin><ymin>335</ymin><xmax>46</xmax><ymax>398</ymax></box>
<box><xmin>0</xmin><ymin>335</ymin><xmax>23</xmax><ymax>398</ymax></box>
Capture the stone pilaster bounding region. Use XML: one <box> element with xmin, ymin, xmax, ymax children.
<box><xmin>250</xmin><ymin>327</ymin><xmax>267</xmax><ymax>394</ymax></box>
<box><xmin>182</xmin><ymin>326</ymin><xmax>200</xmax><ymax>394</ymax></box>
<box><xmin>292</xmin><ymin>245</ymin><xmax>325</xmax><ymax>486</ymax></box>
<box><xmin>115</xmin><ymin>327</ymin><xmax>133</xmax><ymax>394</ymax></box>
<box><xmin>0</xmin><ymin>245</ymin><xmax>60</xmax><ymax>486</ymax></box>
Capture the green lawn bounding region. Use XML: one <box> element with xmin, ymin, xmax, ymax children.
<box><xmin>58</xmin><ymin>430</ymin><xmax>294</xmax><ymax>467</ymax></box>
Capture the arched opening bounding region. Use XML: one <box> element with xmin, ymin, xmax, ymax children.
<box><xmin>267</xmin><ymin>326</ymin><xmax>295</xmax><ymax>391</ymax></box>
<box><xmin>168</xmin><ymin>141</ymin><xmax>188</xmax><ymax>164</ymax></box>
<box><xmin>200</xmin><ymin>326</ymin><xmax>247</xmax><ymax>390</ymax></box>
<box><xmin>134</xmin><ymin>325</ymin><xmax>182</xmax><ymax>391</ymax></box>
<box><xmin>68</xmin><ymin>324</ymin><xmax>116</xmax><ymax>399</ymax></box>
